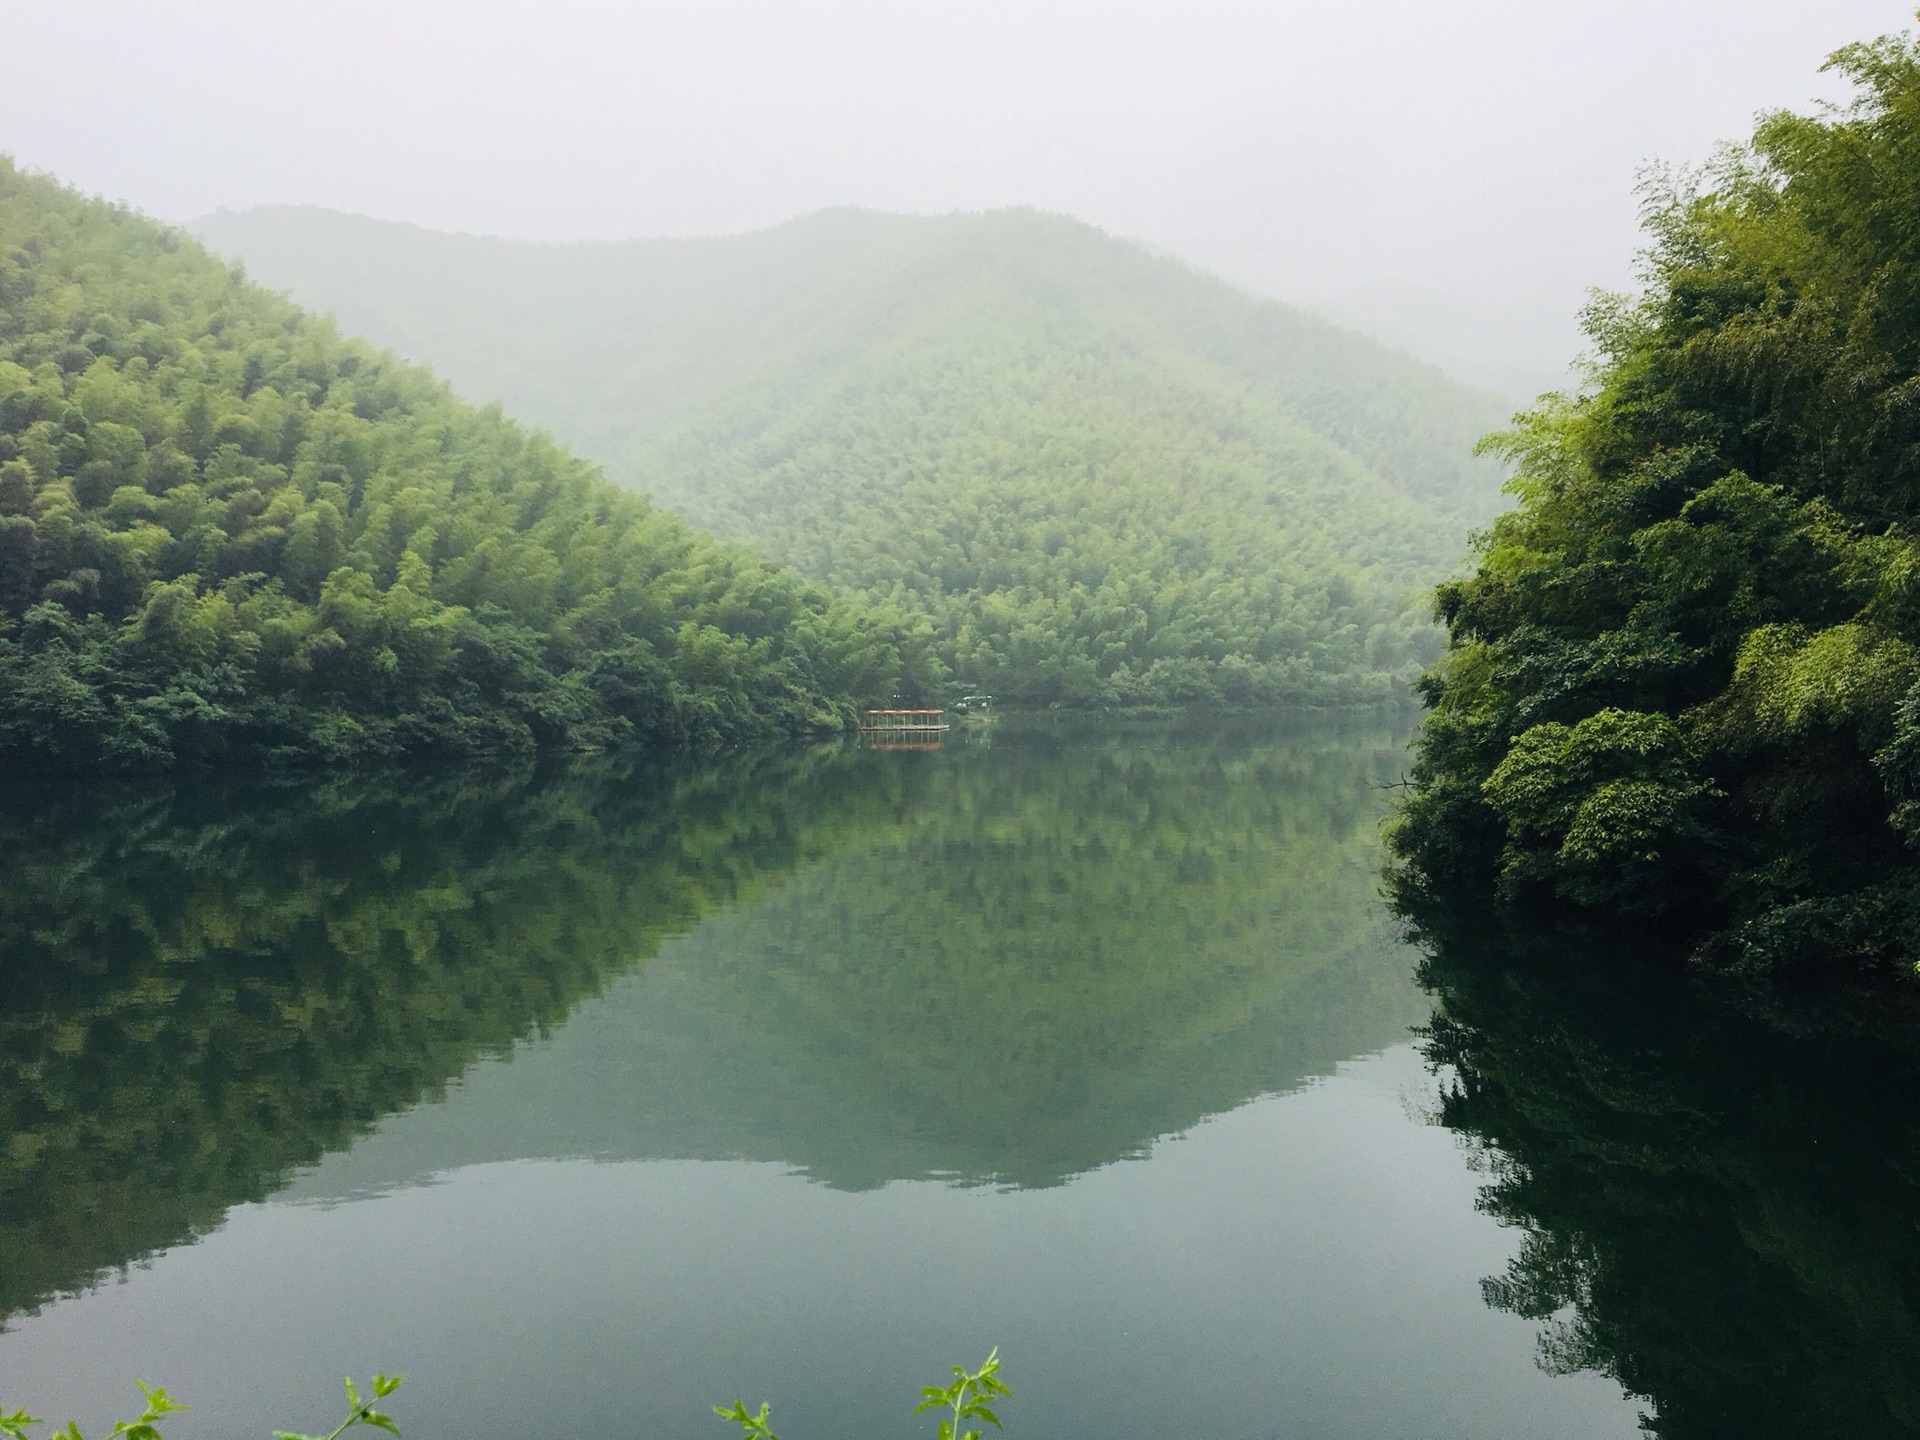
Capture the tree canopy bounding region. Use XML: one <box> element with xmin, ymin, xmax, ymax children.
<box><xmin>0</xmin><ymin>162</ymin><xmax>930</xmax><ymax>771</ymax></box>
<box><xmin>1390</xmin><ymin>29</ymin><xmax>1920</xmax><ymax>974</ymax></box>
<box><xmin>196</xmin><ymin>205</ymin><xmax>1511</xmax><ymax>708</ymax></box>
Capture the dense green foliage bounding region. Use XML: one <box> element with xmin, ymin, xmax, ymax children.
<box><xmin>1391</xmin><ymin>32</ymin><xmax>1920</xmax><ymax>972</ymax></box>
<box><xmin>0</xmin><ymin>163</ymin><xmax>922</xmax><ymax>771</ymax></box>
<box><xmin>0</xmin><ymin>725</ymin><xmax>1416</xmax><ymax>1319</ymax></box>
<box><xmin>1412</xmin><ymin>903</ymin><xmax>1920</xmax><ymax>1438</ymax></box>
<box><xmin>196</xmin><ymin>205</ymin><xmax>1510</xmax><ymax>707</ymax></box>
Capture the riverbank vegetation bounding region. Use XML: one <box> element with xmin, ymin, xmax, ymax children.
<box><xmin>0</xmin><ymin>162</ymin><xmax>931</xmax><ymax>772</ymax></box>
<box><xmin>1389</xmin><ymin>30</ymin><xmax>1920</xmax><ymax>976</ymax></box>
<box><xmin>196</xmin><ymin>205</ymin><xmax>1511</xmax><ymax>709</ymax></box>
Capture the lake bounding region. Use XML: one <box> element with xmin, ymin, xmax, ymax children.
<box><xmin>2</xmin><ymin>721</ymin><xmax>1915</xmax><ymax>1439</ymax></box>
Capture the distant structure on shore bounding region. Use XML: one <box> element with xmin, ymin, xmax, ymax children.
<box><xmin>859</xmin><ymin>708</ymin><xmax>949</xmax><ymax>750</ymax></box>
<box><xmin>859</xmin><ymin>709</ymin><xmax>949</xmax><ymax>733</ymax></box>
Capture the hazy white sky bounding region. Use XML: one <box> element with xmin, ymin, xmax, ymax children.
<box><xmin>0</xmin><ymin>0</ymin><xmax>1911</xmax><ymax>372</ymax></box>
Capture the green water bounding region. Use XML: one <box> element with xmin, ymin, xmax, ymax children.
<box><xmin>2</xmin><ymin>721</ymin><xmax>1911</xmax><ymax>1437</ymax></box>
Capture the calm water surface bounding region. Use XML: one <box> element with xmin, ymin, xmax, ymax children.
<box><xmin>4</xmin><ymin>722</ymin><xmax>1913</xmax><ymax>1438</ymax></box>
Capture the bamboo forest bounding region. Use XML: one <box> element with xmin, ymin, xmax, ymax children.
<box><xmin>2</xmin><ymin>8</ymin><xmax>1917</xmax><ymax>1440</ymax></box>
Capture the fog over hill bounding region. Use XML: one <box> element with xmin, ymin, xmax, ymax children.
<box><xmin>1313</xmin><ymin>279</ymin><xmax>1577</xmax><ymax>401</ymax></box>
<box><xmin>198</xmin><ymin>204</ymin><xmax>1513</xmax><ymax>707</ymax></box>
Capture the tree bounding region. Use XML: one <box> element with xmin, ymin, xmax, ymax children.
<box><xmin>1391</xmin><ymin>25</ymin><xmax>1920</xmax><ymax>975</ymax></box>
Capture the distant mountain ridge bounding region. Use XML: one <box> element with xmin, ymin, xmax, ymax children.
<box><xmin>198</xmin><ymin>204</ymin><xmax>1514</xmax><ymax>706</ymax></box>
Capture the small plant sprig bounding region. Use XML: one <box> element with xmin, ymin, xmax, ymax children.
<box><xmin>715</xmin><ymin>1349</ymin><xmax>1009</xmax><ymax>1440</ymax></box>
<box><xmin>0</xmin><ymin>1381</ymin><xmax>187</xmax><ymax>1440</ymax></box>
<box><xmin>912</xmin><ymin>1349</ymin><xmax>1007</xmax><ymax>1440</ymax></box>
<box><xmin>712</xmin><ymin>1398</ymin><xmax>780</xmax><ymax>1440</ymax></box>
<box><xmin>0</xmin><ymin>1374</ymin><xmax>401</xmax><ymax>1440</ymax></box>
<box><xmin>275</xmin><ymin>1374</ymin><xmax>406</xmax><ymax>1440</ymax></box>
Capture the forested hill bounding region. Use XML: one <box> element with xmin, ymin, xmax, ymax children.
<box><xmin>0</xmin><ymin>163</ymin><xmax>925</xmax><ymax>772</ymax></box>
<box><xmin>196</xmin><ymin>205</ymin><xmax>1512</xmax><ymax>707</ymax></box>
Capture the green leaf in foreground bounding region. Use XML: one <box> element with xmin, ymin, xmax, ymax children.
<box><xmin>716</xmin><ymin>1349</ymin><xmax>1011</xmax><ymax>1440</ymax></box>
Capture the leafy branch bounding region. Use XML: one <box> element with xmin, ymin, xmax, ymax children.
<box><xmin>0</xmin><ymin>1375</ymin><xmax>403</xmax><ymax>1440</ymax></box>
<box><xmin>912</xmin><ymin>1349</ymin><xmax>1008</xmax><ymax>1440</ymax></box>
<box><xmin>712</xmin><ymin>1399</ymin><xmax>780</xmax><ymax>1440</ymax></box>
<box><xmin>716</xmin><ymin>1349</ymin><xmax>1009</xmax><ymax>1440</ymax></box>
<box><xmin>0</xmin><ymin>1381</ymin><xmax>186</xmax><ymax>1440</ymax></box>
<box><xmin>275</xmin><ymin>1374</ymin><xmax>405</xmax><ymax>1440</ymax></box>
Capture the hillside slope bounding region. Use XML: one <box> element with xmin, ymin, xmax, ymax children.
<box><xmin>198</xmin><ymin>206</ymin><xmax>1512</xmax><ymax>706</ymax></box>
<box><xmin>0</xmin><ymin>164</ymin><xmax>919</xmax><ymax>772</ymax></box>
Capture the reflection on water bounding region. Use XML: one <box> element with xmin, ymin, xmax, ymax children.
<box><xmin>1411</xmin><ymin>902</ymin><xmax>1920</xmax><ymax>1439</ymax></box>
<box><xmin>289</xmin><ymin>725</ymin><xmax>1429</xmax><ymax>1199</ymax></box>
<box><xmin>0</xmin><ymin>721</ymin><xmax>1651</xmax><ymax>1439</ymax></box>
<box><xmin>0</xmin><ymin>744</ymin><xmax>894</xmax><ymax>1322</ymax></box>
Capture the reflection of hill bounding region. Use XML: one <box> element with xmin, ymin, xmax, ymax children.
<box><xmin>289</xmin><ymin>727</ymin><xmax>1429</xmax><ymax>1197</ymax></box>
<box><xmin>1412</xmin><ymin>906</ymin><xmax>1920</xmax><ymax>1439</ymax></box>
<box><xmin>0</xmin><ymin>749</ymin><xmax>892</xmax><ymax>1323</ymax></box>
<box><xmin>0</xmin><ymin>724</ymin><xmax>1427</xmax><ymax>1325</ymax></box>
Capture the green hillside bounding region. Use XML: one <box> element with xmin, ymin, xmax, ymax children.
<box><xmin>0</xmin><ymin>162</ymin><xmax>924</xmax><ymax>773</ymax></box>
<box><xmin>196</xmin><ymin>205</ymin><xmax>1512</xmax><ymax>707</ymax></box>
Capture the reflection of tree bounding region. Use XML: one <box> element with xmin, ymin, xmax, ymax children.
<box><xmin>0</xmin><ymin>746</ymin><xmax>890</xmax><ymax>1324</ymax></box>
<box><xmin>1408</xmin><ymin>899</ymin><xmax>1920</xmax><ymax>1439</ymax></box>
<box><xmin>0</xmin><ymin>722</ymin><xmax>1426</xmax><ymax>1325</ymax></box>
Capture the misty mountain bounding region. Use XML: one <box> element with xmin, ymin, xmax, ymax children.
<box><xmin>198</xmin><ymin>205</ymin><xmax>1514</xmax><ymax>706</ymax></box>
